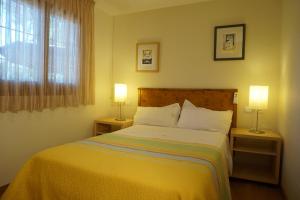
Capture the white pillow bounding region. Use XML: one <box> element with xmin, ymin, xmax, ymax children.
<box><xmin>177</xmin><ymin>100</ymin><xmax>233</xmax><ymax>135</ymax></box>
<box><xmin>134</xmin><ymin>103</ymin><xmax>181</xmax><ymax>127</ymax></box>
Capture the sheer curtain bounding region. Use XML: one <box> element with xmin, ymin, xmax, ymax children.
<box><xmin>0</xmin><ymin>0</ymin><xmax>46</xmax><ymax>111</ymax></box>
<box><xmin>0</xmin><ymin>0</ymin><xmax>95</xmax><ymax>112</ymax></box>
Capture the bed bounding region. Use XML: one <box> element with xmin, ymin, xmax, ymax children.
<box><xmin>2</xmin><ymin>88</ymin><xmax>237</xmax><ymax>200</ymax></box>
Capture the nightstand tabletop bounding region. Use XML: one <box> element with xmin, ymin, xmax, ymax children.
<box><xmin>94</xmin><ymin>117</ymin><xmax>133</xmax><ymax>126</ymax></box>
<box><xmin>231</xmin><ymin>128</ymin><xmax>281</xmax><ymax>140</ymax></box>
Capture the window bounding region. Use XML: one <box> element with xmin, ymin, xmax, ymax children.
<box><xmin>0</xmin><ymin>0</ymin><xmax>79</xmax><ymax>85</ymax></box>
<box><xmin>48</xmin><ymin>14</ymin><xmax>79</xmax><ymax>85</ymax></box>
<box><xmin>0</xmin><ymin>0</ymin><xmax>95</xmax><ymax>112</ymax></box>
<box><xmin>0</xmin><ymin>0</ymin><xmax>43</xmax><ymax>82</ymax></box>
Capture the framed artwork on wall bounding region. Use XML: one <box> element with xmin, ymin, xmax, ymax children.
<box><xmin>214</xmin><ymin>24</ymin><xmax>246</xmax><ymax>61</ymax></box>
<box><xmin>136</xmin><ymin>42</ymin><xmax>160</xmax><ymax>72</ymax></box>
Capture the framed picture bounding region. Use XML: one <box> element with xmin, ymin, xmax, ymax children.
<box><xmin>136</xmin><ymin>42</ymin><xmax>160</xmax><ymax>72</ymax></box>
<box><xmin>214</xmin><ymin>24</ymin><xmax>246</xmax><ymax>61</ymax></box>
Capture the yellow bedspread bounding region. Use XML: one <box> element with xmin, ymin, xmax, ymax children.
<box><xmin>2</xmin><ymin>133</ymin><xmax>231</xmax><ymax>200</ymax></box>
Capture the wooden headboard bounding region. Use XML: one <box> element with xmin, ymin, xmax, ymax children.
<box><xmin>138</xmin><ymin>88</ymin><xmax>238</xmax><ymax>128</ymax></box>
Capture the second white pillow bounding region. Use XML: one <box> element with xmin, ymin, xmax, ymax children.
<box><xmin>177</xmin><ymin>100</ymin><xmax>233</xmax><ymax>135</ymax></box>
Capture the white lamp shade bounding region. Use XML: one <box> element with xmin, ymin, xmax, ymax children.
<box><xmin>114</xmin><ymin>83</ymin><xmax>127</xmax><ymax>102</ymax></box>
<box><xmin>249</xmin><ymin>85</ymin><xmax>269</xmax><ymax>110</ymax></box>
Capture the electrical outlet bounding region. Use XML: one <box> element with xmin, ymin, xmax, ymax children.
<box><xmin>233</xmin><ymin>92</ymin><xmax>238</xmax><ymax>104</ymax></box>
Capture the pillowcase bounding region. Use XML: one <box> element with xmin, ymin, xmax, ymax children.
<box><xmin>177</xmin><ymin>100</ymin><xmax>233</xmax><ymax>135</ymax></box>
<box><xmin>134</xmin><ymin>103</ymin><xmax>181</xmax><ymax>127</ymax></box>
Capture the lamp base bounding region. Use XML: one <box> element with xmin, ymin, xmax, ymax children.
<box><xmin>249</xmin><ymin>129</ymin><xmax>265</xmax><ymax>134</ymax></box>
<box><xmin>116</xmin><ymin>102</ymin><xmax>126</xmax><ymax>121</ymax></box>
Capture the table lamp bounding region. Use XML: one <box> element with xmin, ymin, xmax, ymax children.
<box><xmin>249</xmin><ymin>85</ymin><xmax>269</xmax><ymax>134</ymax></box>
<box><xmin>114</xmin><ymin>83</ymin><xmax>127</xmax><ymax>121</ymax></box>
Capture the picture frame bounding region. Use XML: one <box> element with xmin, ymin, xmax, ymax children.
<box><xmin>214</xmin><ymin>24</ymin><xmax>246</xmax><ymax>61</ymax></box>
<box><xmin>136</xmin><ymin>42</ymin><xmax>160</xmax><ymax>72</ymax></box>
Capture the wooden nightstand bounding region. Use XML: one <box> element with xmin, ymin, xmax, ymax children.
<box><xmin>230</xmin><ymin>128</ymin><xmax>282</xmax><ymax>184</ymax></box>
<box><xmin>93</xmin><ymin>118</ymin><xmax>133</xmax><ymax>136</ymax></box>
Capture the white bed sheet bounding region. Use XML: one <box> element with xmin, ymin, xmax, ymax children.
<box><xmin>112</xmin><ymin>124</ymin><xmax>233</xmax><ymax>175</ymax></box>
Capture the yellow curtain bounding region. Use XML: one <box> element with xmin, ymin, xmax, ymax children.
<box><xmin>0</xmin><ymin>0</ymin><xmax>95</xmax><ymax>112</ymax></box>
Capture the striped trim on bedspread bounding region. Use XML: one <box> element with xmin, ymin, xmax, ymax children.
<box><xmin>81</xmin><ymin>133</ymin><xmax>231</xmax><ymax>200</ymax></box>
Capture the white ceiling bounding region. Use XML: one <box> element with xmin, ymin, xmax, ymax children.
<box><xmin>95</xmin><ymin>0</ymin><xmax>213</xmax><ymax>16</ymax></box>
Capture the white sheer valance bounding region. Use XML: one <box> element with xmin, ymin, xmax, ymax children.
<box><xmin>0</xmin><ymin>0</ymin><xmax>95</xmax><ymax>112</ymax></box>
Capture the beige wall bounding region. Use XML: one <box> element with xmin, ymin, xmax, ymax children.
<box><xmin>0</xmin><ymin>9</ymin><xmax>114</xmax><ymax>186</ymax></box>
<box><xmin>112</xmin><ymin>0</ymin><xmax>282</xmax><ymax>130</ymax></box>
<box><xmin>279</xmin><ymin>0</ymin><xmax>300</xmax><ymax>199</ymax></box>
